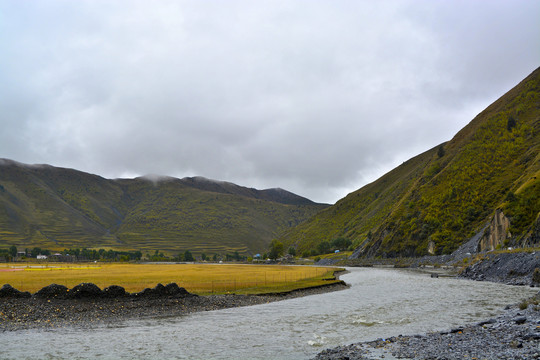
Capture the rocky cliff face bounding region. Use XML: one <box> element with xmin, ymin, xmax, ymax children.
<box><xmin>478</xmin><ymin>209</ymin><xmax>512</xmax><ymax>252</ymax></box>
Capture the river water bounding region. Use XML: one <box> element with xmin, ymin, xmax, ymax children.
<box><xmin>1</xmin><ymin>267</ymin><xmax>537</xmax><ymax>360</ymax></box>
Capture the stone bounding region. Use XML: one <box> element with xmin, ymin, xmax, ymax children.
<box><xmin>477</xmin><ymin>318</ymin><xmax>496</xmax><ymax>326</ymax></box>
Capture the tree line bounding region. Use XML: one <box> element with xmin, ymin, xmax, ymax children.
<box><xmin>267</xmin><ymin>237</ymin><xmax>353</xmax><ymax>260</ymax></box>
<box><xmin>0</xmin><ymin>246</ymin><xmax>143</xmax><ymax>262</ymax></box>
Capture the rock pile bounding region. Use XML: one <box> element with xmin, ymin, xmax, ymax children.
<box><xmin>0</xmin><ymin>284</ymin><xmax>31</xmax><ymax>298</ymax></box>
<box><xmin>1</xmin><ymin>282</ymin><xmax>194</xmax><ymax>300</ymax></box>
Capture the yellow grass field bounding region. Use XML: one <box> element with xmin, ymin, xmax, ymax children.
<box><xmin>0</xmin><ymin>263</ymin><xmax>342</xmax><ymax>295</ymax></box>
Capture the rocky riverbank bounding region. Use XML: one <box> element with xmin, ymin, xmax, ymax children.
<box><xmin>0</xmin><ymin>281</ymin><xmax>348</xmax><ymax>332</ymax></box>
<box><xmin>314</xmin><ymin>291</ymin><xmax>540</xmax><ymax>360</ymax></box>
<box><xmin>314</xmin><ymin>249</ymin><xmax>540</xmax><ymax>360</ymax></box>
<box><xmin>459</xmin><ymin>251</ymin><xmax>540</xmax><ymax>286</ymax></box>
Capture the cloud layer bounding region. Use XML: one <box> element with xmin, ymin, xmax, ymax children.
<box><xmin>1</xmin><ymin>0</ymin><xmax>539</xmax><ymax>203</ymax></box>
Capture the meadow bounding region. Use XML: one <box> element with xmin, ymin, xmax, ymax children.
<box><xmin>0</xmin><ymin>263</ymin><xmax>342</xmax><ymax>295</ymax></box>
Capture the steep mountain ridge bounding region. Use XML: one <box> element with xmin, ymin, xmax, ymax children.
<box><xmin>281</xmin><ymin>66</ymin><xmax>540</xmax><ymax>257</ymax></box>
<box><xmin>0</xmin><ymin>159</ymin><xmax>327</xmax><ymax>255</ymax></box>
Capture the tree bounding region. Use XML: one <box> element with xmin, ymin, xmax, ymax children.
<box><xmin>184</xmin><ymin>250</ymin><xmax>194</xmax><ymax>262</ymax></box>
<box><xmin>31</xmin><ymin>247</ymin><xmax>42</xmax><ymax>258</ymax></box>
<box><xmin>201</xmin><ymin>253</ymin><xmax>207</xmax><ymax>261</ymax></box>
<box><xmin>268</xmin><ymin>240</ymin><xmax>284</xmax><ymax>260</ymax></box>
<box><xmin>288</xmin><ymin>247</ymin><xmax>296</xmax><ymax>256</ymax></box>
<box><xmin>317</xmin><ymin>241</ymin><xmax>331</xmax><ymax>254</ymax></box>
<box><xmin>9</xmin><ymin>245</ymin><xmax>17</xmax><ymax>258</ymax></box>
<box><xmin>331</xmin><ymin>238</ymin><xmax>352</xmax><ymax>251</ymax></box>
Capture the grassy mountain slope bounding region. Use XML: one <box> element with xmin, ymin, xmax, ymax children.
<box><xmin>281</xmin><ymin>66</ymin><xmax>540</xmax><ymax>257</ymax></box>
<box><xmin>0</xmin><ymin>160</ymin><xmax>327</xmax><ymax>255</ymax></box>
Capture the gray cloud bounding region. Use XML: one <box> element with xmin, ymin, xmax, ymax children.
<box><xmin>1</xmin><ymin>0</ymin><xmax>539</xmax><ymax>203</ymax></box>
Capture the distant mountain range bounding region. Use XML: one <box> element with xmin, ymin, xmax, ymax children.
<box><xmin>0</xmin><ymin>160</ymin><xmax>328</xmax><ymax>255</ymax></box>
<box><xmin>280</xmin><ymin>67</ymin><xmax>539</xmax><ymax>257</ymax></box>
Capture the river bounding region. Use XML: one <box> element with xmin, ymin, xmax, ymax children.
<box><xmin>1</xmin><ymin>267</ymin><xmax>537</xmax><ymax>359</ymax></box>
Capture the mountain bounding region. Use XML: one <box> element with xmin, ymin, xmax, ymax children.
<box><xmin>280</xmin><ymin>67</ymin><xmax>540</xmax><ymax>257</ymax></box>
<box><xmin>0</xmin><ymin>159</ymin><xmax>328</xmax><ymax>255</ymax></box>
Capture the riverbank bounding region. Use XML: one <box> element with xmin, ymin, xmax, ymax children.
<box><xmin>459</xmin><ymin>251</ymin><xmax>540</xmax><ymax>286</ymax></box>
<box><xmin>0</xmin><ymin>280</ymin><xmax>348</xmax><ymax>332</ymax></box>
<box><xmin>314</xmin><ymin>290</ymin><xmax>540</xmax><ymax>360</ymax></box>
<box><xmin>314</xmin><ymin>250</ymin><xmax>540</xmax><ymax>360</ymax></box>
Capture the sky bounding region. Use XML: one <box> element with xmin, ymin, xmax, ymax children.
<box><xmin>1</xmin><ymin>1</ymin><xmax>539</xmax><ymax>204</ymax></box>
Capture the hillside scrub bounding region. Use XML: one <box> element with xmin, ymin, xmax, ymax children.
<box><xmin>280</xmin><ymin>67</ymin><xmax>540</xmax><ymax>258</ymax></box>
<box><xmin>0</xmin><ymin>162</ymin><xmax>327</xmax><ymax>255</ymax></box>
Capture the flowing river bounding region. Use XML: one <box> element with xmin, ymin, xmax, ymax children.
<box><xmin>1</xmin><ymin>267</ymin><xmax>537</xmax><ymax>359</ymax></box>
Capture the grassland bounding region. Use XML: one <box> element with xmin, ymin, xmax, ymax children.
<box><xmin>0</xmin><ymin>263</ymin><xmax>342</xmax><ymax>295</ymax></box>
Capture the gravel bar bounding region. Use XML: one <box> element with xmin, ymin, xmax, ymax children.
<box><xmin>0</xmin><ymin>281</ymin><xmax>348</xmax><ymax>332</ymax></box>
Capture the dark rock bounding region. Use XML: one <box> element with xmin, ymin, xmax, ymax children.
<box><xmin>477</xmin><ymin>318</ymin><xmax>496</xmax><ymax>326</ymax></box>
<box><xmin>514</xmin><ymin>316</ymin><xmax>527</xmax><ymax>324</ymax></box>
<box><xmin>103</xmin><ymin>285</ymin><xmax>127</xmax><ymax>298</ymax></box>
<box><xmin>164</xmin><ymin>283</ymin><xmax>191</xmax><ymax>297</ymax></box>
<box><xmin>34</xmin><ymin>284</ymin><xmax>69</xmax><ymax>299</ymax></box>
<box><xmin>131</xmin><ymin>284</ymin><xmax>162</xmax><ymax>298</ymax></box>
<box><xmin>69</xmin><ymin>283</ymin><xmax>103</xmax><ymax>299</ymax></box>
<box><xmin>430</xmin><ymin>273</ymin><xmax>439</xmax><ymax>278</ymax></box>
<box><xmin>522</xmin><ymin>333</ymin><xmax>540</xmax><ymax>340</ymax></box>
<box><xmin>131</xmin><ymin>283</ymin><xmax>193</xmax><ymax>298</ymax></box>
<box><xmin>0</xmin><ymin>284</ymin><xmax>31</xmax><ymax>298</ymax></box>
<box><xmin>460</xmin><ymin>252</ymin><xmax>540</xmax><ymax>285</ymax></box>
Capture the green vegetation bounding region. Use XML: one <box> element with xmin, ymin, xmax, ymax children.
<box><xmin>281</xmin><ymin>67</ymin><xmax>540</xmax><ymax>257</ymax></box>
<box><xmin>0</xmin><ymin>164</ymin><xmax>327</xmax><ymax>256</ymax></box>
<box><xmin>268</xmin><ymin>239</ymin><xmax>284</xmax><ymax>260</ymax></box>
<box><xmin>503</xmin><ymin>176</ymin><xmax>540</xmax><ymax>235</ymax></box>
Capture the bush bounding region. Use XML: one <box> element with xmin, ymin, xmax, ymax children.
<box><xmin>317</xmin><ymin>241</ymin><xmax>331</xmax><ymax>254</ymax></box>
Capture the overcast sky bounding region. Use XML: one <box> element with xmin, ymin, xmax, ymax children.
<box><xmin>1</xmin><ymin>1</ymin><xmax>538</xmax><ymax>203</ymax></box>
